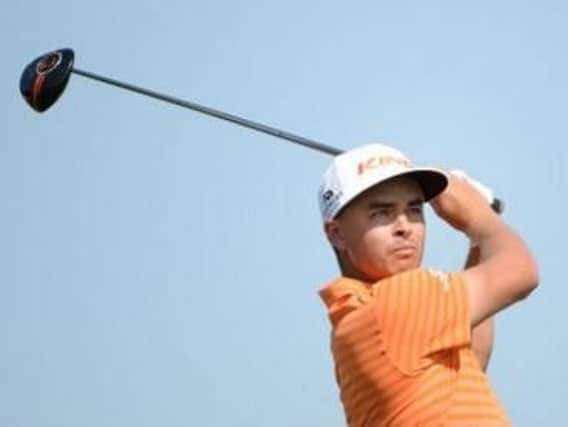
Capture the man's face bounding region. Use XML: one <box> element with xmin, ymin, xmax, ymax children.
<box><xmin>325</xmin><ymin>176</ymin><xmax>426</xmax><ymax>282</ymax></box>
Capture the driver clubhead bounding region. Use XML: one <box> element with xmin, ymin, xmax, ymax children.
<box><xmin>20</xmin><ymin>48</ymin><xmax>74</xmax><ymax>113</ymax></box>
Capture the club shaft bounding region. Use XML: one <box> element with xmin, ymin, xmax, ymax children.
<box><xmin>69</xmin><ymin>69</ymin><xmax>503</xmax><ymax>211</ymax></box>
<box><xmin>71</xmin><ymin>68</ymin><xmax>342</xmax><ymax>156</ymax></box>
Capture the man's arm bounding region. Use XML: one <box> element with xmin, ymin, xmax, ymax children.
<box><xmin>431</xmin><ymin>174</ymin><xmax>539</xmax><ymax>328</ymax></box>
<box><xmin>471</xmin><ymin>317</ymin><xmax>494</xmax><ymax>371</ymax></box>
<box><xmin>465</xmin><ymin>245</ymin><xmax>493</xmax><ymax>371</ymax></box>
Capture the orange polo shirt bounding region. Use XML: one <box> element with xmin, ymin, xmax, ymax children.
<box><xmin>319</xmin><ymin>268</ymin><xmax>510</xmax><ymax>426</ymax></box>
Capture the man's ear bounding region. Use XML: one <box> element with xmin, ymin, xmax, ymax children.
<box><xmin>324</xmin><ymin>219</ymin><xmax>346</xmax><ymax>251</ymax></box>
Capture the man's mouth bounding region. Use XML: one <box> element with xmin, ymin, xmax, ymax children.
<box><xmin>392</xmin><ymin>245</ymin><xmax>416</xmax><ymax>257</ymax></box>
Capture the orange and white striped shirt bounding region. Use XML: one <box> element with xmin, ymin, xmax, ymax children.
<box><xmin>319</xmin><ymin>268</ymin><xmax>510</xmax><ymax>426</ymax></box>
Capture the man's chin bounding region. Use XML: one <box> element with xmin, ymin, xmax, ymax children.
<box><xmin>362</xmin><ymin>260</ymin><xmax>420</xmax><ymax>282</ymax></box>
<box><xmin>352</xmin><ymin>257</ymin><xmax>421</xmax><ymax>282</ymax></box>
<box><xmin>389</xmin><ymin>258</ymin><xmax>420</xmax><ymax>275</ymax></box>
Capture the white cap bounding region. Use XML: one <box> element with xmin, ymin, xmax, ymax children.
<box><xmin>318</xmin><ymin>144</ymin><xmax>448</xmax><ymax>221</ymax></box>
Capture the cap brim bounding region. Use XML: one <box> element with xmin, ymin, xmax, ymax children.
<box><xmin>333</xmin><ymin>167</ymin><xmax>448</xmax><ymax>219</ymax></box>
<box><xmin>401</xmin><ymin>168</ymin><xmax>449</xmax><ymax>201</ymax></box>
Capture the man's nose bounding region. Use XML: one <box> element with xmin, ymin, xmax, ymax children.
<box><xmin>393</xmin><ymin>213</ymin><xmax>412</xmax><ymax>237</ymax></box>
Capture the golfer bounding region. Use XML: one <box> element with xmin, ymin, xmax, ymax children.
<box><xmin>318</xmin><ymin>144</ymin><xmax>538</xmax><ymax>426</ymax></box>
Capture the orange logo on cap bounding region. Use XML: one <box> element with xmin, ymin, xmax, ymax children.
<box><xmin>357</xmin><ymin>155</ymin><xmax>410</xmax><ymax>175</ymax></box>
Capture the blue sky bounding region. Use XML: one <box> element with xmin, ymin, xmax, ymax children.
<box><xmin>2</xmin><ymin>1</ymin><xmax>566</xmax><ymax>426</ymax></box>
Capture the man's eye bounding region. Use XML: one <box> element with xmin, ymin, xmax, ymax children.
<box><xmin>409</xmin><ymin>206</ymin><xmax>423</xmax><ymax>215</ymax></box>
<box><xmin>371</xmin><ymin>208</ymin><xmax>391</xmax><ymax>218</ymax></box>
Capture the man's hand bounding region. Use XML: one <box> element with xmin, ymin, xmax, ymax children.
<box><xmin>450</xmin><ymin>169</ymin><xmax>497</xmax><ymax>204</ymax></box>
<box><xmin>430</xmin><ymin>171</ymin><xmax>501</xmax><ymax>243</ymax></box>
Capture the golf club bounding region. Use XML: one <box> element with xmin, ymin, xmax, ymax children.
<box><xmin>19</xmin><ymin>48</ymin><xmax>503</xmax><ymax>213</ymax></box>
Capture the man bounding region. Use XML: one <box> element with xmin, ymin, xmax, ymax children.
<box><xmin>318</xmin><ymin>144</ymin><xmax>538</xmax><ymax>426</ymax></box>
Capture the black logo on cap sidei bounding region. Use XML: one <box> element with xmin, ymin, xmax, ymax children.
<box><xmin>323</xmin><ymin>190</ymin><xmax>334</xmax><ymax>201</ymax></box>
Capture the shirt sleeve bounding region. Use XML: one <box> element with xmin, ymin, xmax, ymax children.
<box><xmin>319</xmin><ymin>281</ymin><xmax>371</xmax><ymax>328</ymax></box>
<box><xmin>373</xmin><ymin>268</ymin><xmax>471</xmax><ymax>375</ymax></box>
